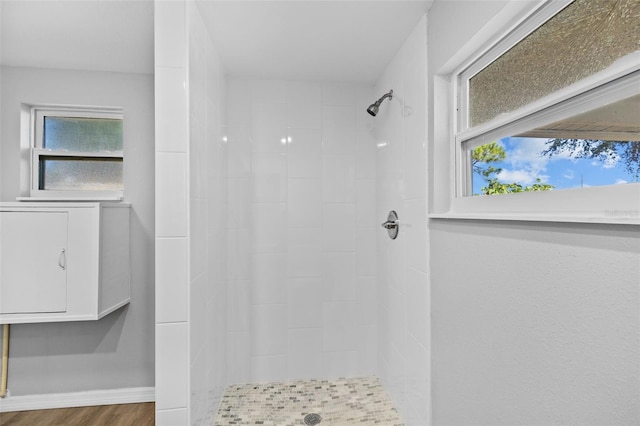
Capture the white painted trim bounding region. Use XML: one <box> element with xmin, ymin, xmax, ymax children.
<box><xmin>434</xmin><ymin>0</ymin><xmax>640</xmax><ymax>223</ymax></box>
<box><xmin>0</xmin><ymin>387</ymin><xmax>155</xmax><ymax>412</ymax></box>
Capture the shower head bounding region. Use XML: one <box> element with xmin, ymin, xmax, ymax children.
<box><xmin>367</xmin><ymin>90</ymin><xmax>393</xmax><ymax>117</ymax></box>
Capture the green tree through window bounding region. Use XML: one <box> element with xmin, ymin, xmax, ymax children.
<box><xmin>472</xmin><ymin>142</ymin><xmax>554</xmax><ymax>195</ymax></box>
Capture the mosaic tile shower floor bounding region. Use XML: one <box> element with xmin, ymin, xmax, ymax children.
<box><xmin>214</xmin><ymin>376</ymin><xmax>404</xmax><ymax>426</ymax></box>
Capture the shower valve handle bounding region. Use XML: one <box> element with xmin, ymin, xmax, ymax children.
<box><xmin>381</xmin><ymin>220</ymin><xmax>398</xmax><ymax>229</ymax></box>
<box><xmin>381</xmin><ymin>210</ymin><xmax>399</xmax><ymax>240</ymax></box>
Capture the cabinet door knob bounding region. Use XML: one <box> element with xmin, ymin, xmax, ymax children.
<box><xmin>58</xmin><ymin>248</ymin><xmax>66</xmax><ymax>271</ymax></box>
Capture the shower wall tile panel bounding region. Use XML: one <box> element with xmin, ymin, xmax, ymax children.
<box><xmin>252</xmin><ymin>253</ymin><xmax>287</xmax><ymax>304</ymax></box>
<box><xmin>287</xmin><ymin>178</ymin><xmax>323</xmax><ymax>228</ymax></box>
<box><xmin>155</xmin><ymin>67</ymin><xmax>188</xmax><ymax>152</ymax></box>
<box><xmin>156</xmin><ymin>408</ymin><xmax>188</xmax><ymax>426</ymax></box>
<box><xmin>155</xmin><ymin>153</ymin><xmax>187</xmax><ymax>237</ymax></box>
<box><xmin>286</xmin><ymin>227</ymin><xmax>322</xmax><ymax>277</ymax></box>
<box><xmin>374</xmin><ymin>15</ymin><xmax>429</xmax><ymax>426</ymax></box>
<box><xmin>252</xmin><ymin>202</ymin><xmax>286</xmax><ymax>253</ymax></box>
<box><xmin>227</xmin><ymin>80</ymin><xmax>252</xmax><ymax>128</ymax></box>
<box><xmin>286</xmin><ymin>81</ymin><xmax>322</xmax><ymax>107</ymax></box>
<box><xmin>322</xmin><ymin>252</ymin><xmax>357</xmax><ymax>302</ymax></box>
<box><xmin>322</xmin><ymin>105</ymin><xmax>357</xmax><ymax>154</ymax></box>
<box><xmin>155</xmin><ymin>0</ymin><xmax>189</xmax><ymax>422</ymax></box>
<box><xmin>227</xmin><ymin>331</ymin><xmax>251</xmax><ymax>384</ymax></box>
<box><xmin>287</xmin><ymin>128</ymin><xmax>322</xmax><ymax>178</ymax></box>
<box><xmin>155</xmin><ymin>238</ymin><xmax>188</xmax><ymax>324</ymax></box>
<box><xmin>322</xmin><ymin>154</ymin><xmax>357</xmax><ymax>202</ymax></box>
<box><xmin>322</xmin><ymin>83</ymin><xmax>357</xmax><ymax>106</ymax></box>
<box><xmin>287</xmin><ymin>328</ymin><xmax>324</xmax><ymax>379</ymax></box>
<box><xmin>227</xmin><ymin>126</ymin><xmax>252</xmax><ymax>177</ymax></box>
<box><xmin>356</xmin><ymin>178</ymin><xmax>377</xmax><ymax>226</ymax></box>
<box><xmin>287</xmin><ymin>278</ymin><xmax>323</xmax><ymax>328</ymax></box>
<box><xmin>253</xmin><ymin>80</ymin><xmax>287</xmax><ymax>103</ymax></box>
<box><xmin>251</xmin><ymin>355</ymin><xmax>287</xmax><ymax>383</ymax></box>
<box><xmin>227</xmin><ymin>279</ymin><xmax>251</xmax><ymax>332</ymax></box>
<box><xmin>322</xmin><ymin>203</ymin><xmax>356</xmax><ymax>252</ymax></box>
<box><xmin>155</xmin><ymin>322</ymin><xmax>188</xmax><ymax>410</ymax></box>
<box><xmin>226</xmin><ymin>78</ymin><xmax>377</xmax><ymax>384</ymax></box>
<box><xmin>187</xmin><ymin>3</ymin><xmax>228</xmax><ymax>424</ymax></box>
<box><xmin>252</xmin><ymin>152</ymin><xmax>287</xmax><ymax>203</ymax></box>
<box><xmin>252</xmin><ymin>303</ymin><xmax>288</xmax><ymax>356</ymax></box>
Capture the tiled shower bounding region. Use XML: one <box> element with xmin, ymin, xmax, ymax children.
<box><xmin>155</xmin><ymin>2</ymin><xmax>429</xmax><ymax>425</ymax></box>
<box><xmin>225</xmin><ymin>78</ymin><xmax>378</xmax><ymax>384</ymax></box>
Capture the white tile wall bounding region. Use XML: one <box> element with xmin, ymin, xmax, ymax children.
<box><xmin>374</xmin><ymin>15</ymin><xmax>430</xmax><ymax>426</ymax></box>
<box><xmin>286</xmin><ymin>228</ymin><xmax>322</xmax><ymax>277</ymax></box>
<box><xmin>155</xmin><ymin>238</ymin><xmax>188</xmax><ymax>323</ymax></box>
<box><xmin>253</xmin><ymin>253</ymin><xmax>287</xmax><ymax>304</ymax></box>
<box><xmin>287</xmin><ymin>278</ymin><xmax>323</xmax><ymax>328</ymax></box>
<box><xmin>287</xmin><ymin>328</ymin><xmax>324</xmax><ymax>379</ymax></box>
<box><xmin>156</xmin><ymin>323</ymin><xmax>188</xmax><ymax>409</ymax></box>
<box><xmin>287</xmin><ymin>179</ymin><xmax>323</xmax><ymax>227</ymax></box>
<box><xmin>226</xmin><ymin>78</ymin><xmax>377</xmax><ymax>384</ymax></box>
<box><xmin>155</xmin><ymin>67</ymin><xmax>188</xmax><ymax>152</ymax></box>
<box><xmin>155</xmin><ymin>153</ymin><xmax>188</xmax><ymax>237</ymax></box>
<box><xmin>156</xmin><ymin>408</ymin><xmax>188</xmax><ymax>425</ymax></box>
<box><xmin>155</xmin><ymin>1</ymin><xmax>227</xmax><ymax>424</ymax></box>
<box><xmin>155</xmin><ymin>3</ymin><xmax>428</xmax><ymax>424</ymax></box>
<box><xmin>155</xmin><ymin>0</ymin><xmax>189</xmax><ymax>422</ymax></box>
<box><xmin>322</xmin><ymin>154</ymin><xmax>357</xmax><ymax>202</ymax></box>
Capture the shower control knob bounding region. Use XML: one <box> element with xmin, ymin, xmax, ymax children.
<box><xmin>381</xmin><ymin>220</ymin><xmax>397</xmax><ymax>229</ymax></box>
<box><xmin>381</xmin><ymin>210</ymin><xmax>399</xmax><ymax>239</ymax></box>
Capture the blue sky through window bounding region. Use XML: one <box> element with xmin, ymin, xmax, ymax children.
<box><xmin>472</xmin><ymin>137</ymin><xmax>639</xmax><ymax>195</ymax></box>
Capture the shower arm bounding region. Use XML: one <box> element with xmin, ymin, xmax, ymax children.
<box><xmin>376</xmin><ymin>90</ymin><xmax>393</xmax><ymax>105</ymax></box>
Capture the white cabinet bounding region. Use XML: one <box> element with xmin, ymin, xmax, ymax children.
<box><xmin>0</xmin><ymin>202</ymin><xmax>130</xmax><ymax>324</ymax></box>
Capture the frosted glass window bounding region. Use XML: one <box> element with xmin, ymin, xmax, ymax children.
<box><xmin>469</xmin><ymin>0</ymin><xmax>640</xmax><ymax>127</ymax></box>
<box><xmin>43</xmin><ymin>117</ymin><xmax>123</xmax><ymax>152</ymax></box>
<box><xmin>31</xmin><ymin>107</ymin><xmax>124</xmax><ymax>197</ymax></box>
<box><xmin>39</xmin><ymin>157</ymin><xmax>123</xmax><ymax>191</ymax></box>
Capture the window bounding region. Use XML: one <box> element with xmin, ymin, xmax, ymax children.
<box><xmin>29</xmin><ymin>106</ymin><xmax>124</xmax><ymax>199</ymax></box>
<box><xmin>445</xmin><ymin>0</ymin><xmax>640</xmax><ymax>223</ymax></box>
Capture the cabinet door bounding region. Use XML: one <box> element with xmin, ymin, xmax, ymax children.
<box><xmin>0</xmin><ymin>211</ymin><xmax>68</xmax><ymax>314</ymax></box>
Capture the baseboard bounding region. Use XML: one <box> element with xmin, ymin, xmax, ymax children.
<box><xmin>0</xmin><ymin>387</ymin><xmax>155</xmax><ymax>412</ymax></box>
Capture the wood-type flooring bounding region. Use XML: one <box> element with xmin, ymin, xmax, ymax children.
<box><xmin>0</xmin><ymin>402</ymin><xmax>154</xmax><ymax>426</ymax></box>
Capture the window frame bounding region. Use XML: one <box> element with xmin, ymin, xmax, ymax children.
<box><xmin>28</xmin><ymin>106</ymin><xmax>124</xmax><ymax>200</ymax></box>
<box><xmin>436</xmin><ymin>0</ymin><xmax>640</xmax><ymax>225</ymax></box>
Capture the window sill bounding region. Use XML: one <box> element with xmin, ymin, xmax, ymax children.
<box><xmin>429</xmin><ymin>211</ymin><xmax>640</xmax><ymax>225</ymax></box>
<box><xmin>17</xmin><ymin>196</ymin><xmax>124</xmax><ymax>202</ymax></box>
<box><xmin>433</xmin><ymin>184</ymin><xmax>640</xmax><ymax>226</ymax></box>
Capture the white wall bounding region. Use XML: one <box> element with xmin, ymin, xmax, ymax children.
<box><xmin>187</xmin><ymin>3</ymin><xmax>227</xmax><ymax>424</ymax></box>
<box><xmin>0</xmin><ymin>66</ymin><xmax>155</xmax><ymax>395</ymax></box>
<box><xmin>427</xmin><ymin>2</ymin><xmax>640</xmax><ymax>425</ymax></box>
<box><xmin>225</xmin><ymin>78</ymin><xmax>378</xmax><ymax>384</ymax></box>
<box><xmin>374</xmin><ymin>15</ymin><xmax>430</xmax><ymax>426</ymax></box>
<box><xmin>154</xmin><ymin>1</ymin><xmax>228</xmax><ymax>424</ymax></box>
<box><xmin>430</xmin><ymin>221</ymin><xmax>640</xmax><ymax>425</ymax></box>
<box><xmin>154</xmin><ymin>0</ymin><xmax>189</xmax><ymax>422</ymax></box>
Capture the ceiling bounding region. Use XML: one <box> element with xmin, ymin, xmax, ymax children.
<box><xmin>196</xmin><ymin>1</ymin><xmax>433</xmax><ymax>82</ymax></box>
<box><xmin>0</xmin><ymin>0</ymin><xmax>433</xmax><ymax>82</ymax></box>
<box><xmin>0</xmin><ymin>0</ymin><xmax>155</xmax><ymax>74</ymax></box>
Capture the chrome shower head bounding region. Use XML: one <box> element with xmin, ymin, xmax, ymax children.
<box><xmin>367</xmin><ymin>90</ymin><xmax>393</xmax><ymax>117</ymax></box>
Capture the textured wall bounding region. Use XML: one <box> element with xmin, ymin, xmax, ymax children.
<box><xmin>0</xmin><ymin>66</ymin><xmax>155</xmax><ymax>395</ymax></box>
<box><xmin>430</xmin><ymin>220</ymin><xmax>640</xmax><ymax>424</ymax></box>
